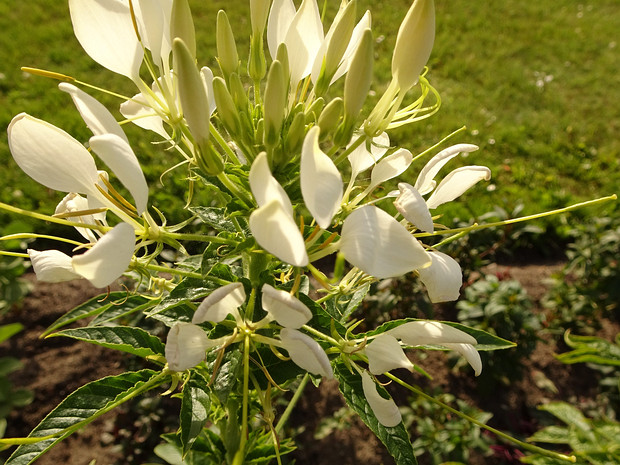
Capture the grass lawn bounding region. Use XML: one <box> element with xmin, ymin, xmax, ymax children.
<box><xmin>0</xmin><ymin>0</ymin><xmax>617</xmax><ymax>235</ymax></box>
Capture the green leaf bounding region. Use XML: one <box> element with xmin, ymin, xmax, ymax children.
<box><xmin>358</xmin><ymin>318</ymin><xmax>515</xmax><ymax>351</ymax></box>
<box><xmin>0</xmin><ymin>323</ymin><xmax>23</xmax><ymax>343</ymax></box>
<box><xmin>538</xmin><ymin>402</ymin><xmax>591</xmax><ymax>433</ymax></box>
<box><xmin>4</xmin><ymin>369</ymin><xmax>163</xmax><ymax>465</ymax></box>
<box><xmin>208</xmin><ymin>349</ymin><xmax>242</xmax><ymax>404</ymax></box>
<box><xmin>324</xmin><ymin>283</ymin><xmax>370</xmax><ymax>323</ymax></box>
<box><xmin>556</xmin><ymin>332</ymin><xmax>620</xmax><ymax>366</ymax></box>
<box><xmin>41</xmin><ymin>292</ymin><xmax>132</xmax><ymax>337</ymax></box>
<box><xmin>527</xmin><ymin>425</ymin><xmax>571</xmax><ymax>444</ymax></box>
<box><xmin>50</xmin><ymin>326</ymin><xmax>165</xmax><ymax>359</ymax></box>
<box><xmin>147</xmin><ymin>303</ymin><xmax>195</xmax><ymax>327</ymax></box>
<box><xmin>180</xmin><ymin>372</ymin><xmax>211</xmax><ymax>456</ymax></box>
<box><xmin>89</xmin><ymin>295</ymin><xmax>156</xmax><ymax>326</ymax></box>
<box><xmin>189</xmin><ymin>207</ymin><xmax>237</xmax><ymax>232</ymax></box>
<box><xmin>147</xmin><ymin>278</ymin><xmax>219</xmax><ymax>321</ymax></box>
<box><xmin>334</xmin><ymin>362</ymin><xmax>417</xmax><ymax>465</ymax></box>
<box><xmin>0</xmin><ymin>357</ymin><xmax>23</xmax><ymax>377</ymax></box>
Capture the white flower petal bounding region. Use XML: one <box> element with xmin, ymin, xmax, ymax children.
<box><xmin>165</xmin><ymin>323</ymin><xmax>209</xmax><ymax>371</ymax></box>
<box><xmin>200</xmin><ymin>66</ymin><xmax>217</xmax><ymax>116</ymax></box>
<box><xmin>120</xmin><ymin>96</ymin><xmax>169</xmax><ymax>138</ymax></box>
<box><xmin>134</xmin><ymin>0</ymin><xmax>173</xmax><ymax>67</ymax></box>
<box><xmin>366</xmin><ymin>334</ymin><xmax>413</xmax><ymax>375</ymax></box>
<box><xmin>55</xmin><ymin>193</ymin><xmax>102</xmax><ymax>242</ymax></box>
<box><xmin>348</xmin><ymin>132</ymin><xmax>389</xmax><ymax>176</ymax></box>
<box><xmin>192</xmin><ymin>282</ymin><xmax>246</xmax><ymax>324</ymax></box>
<box><xmin>8</xmin><ymin>113</ymin><xmax>99</xmax><ymax>195</ymax></box>
<box><xmin>369</xmin><ymin>148</ymin><xmax>413</xmax><ymax>190</ymax></box>
<box><xmin>71</xmin><ymin>222</ymin><xmax>136</xmax><ymax>288</ymax></box>
<box><xmin>361</xmin><ymin>371</ymin><xmax>401</xmax><ymax>427</ymax></box>
<box><xmin>280</xmin><ymin>328</ymin><xmax>333</xmax><ymax>378</ymax></box>
<box><xmin>69</xmin><ymin>0</ymin><xmax>143</xmax><ymax>80</ymax></box>
<box><xmin>261</xmin><ymin>284</ymin><xmax>312</xmax><ymax>329</ymax></box>
<box><xmin>331</xmin><ymin>10</ymin><xmax>372</xmax><ymax>84</ymax></box>
<box><xmin>249</xmin><ymin>199</ymin><xmax>309</xmax><ymax>267</ymax></box>
<box><xmin>393</xmin><ymin>182</ymin><xmax>434</xmax><ymax>233</ymax></box>
<box><xmin>339</xmin><ymin>205</ymin><xmax>430</xmax><ymax>279</ymax></box>
<box><xmin>28</xmin><ymin>249</ymin><xmax>82</xmax><ymax>283</ymax></box>
<box><xmin>59</xmin><ymin>83</ymin><xmax>128</xmax><ymax>143</ymax></box>
<box><xmin>301</xmin><ymin>126</ymin><xmax>343</xmax><ymax>229</ymax></box>
<box><xmin>284</xmin><ymin>0</ymin><xmax>324</xmax><ymax>85</ymax></box>
<box><xmin>414</xmin><ymin>144</ymin><xmax>479</xmax><ymax>195</ymax></box>
<box><xmin>89</xmin><ymin>134</ymin><xmax>149</xmax><ymax>215</ymax></box>
<box><xmin>267</xmin><ymin>0</ymin><xmax>296</xmax><ymax>60</ymax></box>
<box><xmin>443</xmin><ymin>343</ymin><xmax>482</xmax><ymax>376</ymax></box>
<box><xmin>249</xmin><ymin>152</ymin><xmax>294</xmax><ymax>217</ymax></box>
<box><xmin>388</xmin><ymin>321</ymin><xmax>477</xmax><ymax>346</ymax></box>
<box><xmin>425</xmin><ymin>166</ymin><xmax>491</xmax><ymax>210</ymax></box>
<box><xmin>417</xmin><ymin>251</ymin><xmax>462</xmax><ymax>302</ymax></box>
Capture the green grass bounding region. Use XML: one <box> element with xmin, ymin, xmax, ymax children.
<box><xmin>0</xmin><ymin>0</ymin><xmax>618</xmax><ymax>238</ymax></box>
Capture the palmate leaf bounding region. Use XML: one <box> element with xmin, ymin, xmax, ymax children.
<box><xmin>3</xmin><ymin>369</ymin><xmax>164</xmax><ymax>465</ymax></box>
<box><xmin>334</xmin><ymin>362</ymin><xmax>417</xmax><ymax>465</ymax></box>
<box><xmin>180</xmin><ymin>371</ymin><xmax>211</xmax><ymax>456</ymax></box>
<box><xmin>49</xmin><ymin>326</ymin><xmax>165</xmax><ymax>359</ymax></box>
<box><xmin>358</xmin><ymin>318</ymin><xmax>515</xmax><ymax>351</ymax></box>
<box><xmin>41</xmin><ymin>292</ymin><xmax>150</xmax><ymax>337</ymax></box>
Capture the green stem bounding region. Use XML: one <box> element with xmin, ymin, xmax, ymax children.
<box><xmin>415</xmin><ymin>195</ymin><xmax>617</xmax><ymax>239</ymax></box>
<box><xmin>240</xmin><ymin>334</ymin><xmax>251</xmax><ymax>458</ymax></box>
<box><xmin>217</xmin><ymin>171</ymin><xmax>253</xmax><ymax>208</ymax></box>
<box><xmin>161</xmin><ymin>230</ymin><xmax>238</xmax><ymax>244</ymax></box>
<box><xmin>1</xmin><ymin>233</ymin><xmax>85</xmax><ymax>247</ymax></box>
<box><xmin>275</xmin><ymin>373</ymin><xmax>310</xmax><ymax>434</ymax></box>
<box><xmin>385</xmin><ymin>373</ymin><xmax>576</xmax><ymax>463</ymax></box>
<box><xmin>140</xmin><ymin>263</ymin><xmax>231</xmax><ymax>285</ymax></box>
<box><xmin>0</xmin><ymin>201</ymin><xmax>109</xmax><ymax>232</ymax></box>
<box><xmin>301</xmin><ymin>324</ymin><xmax>340</xmax><ymax>347</ymax></box>
<box><xmin>210</xmin><ymin>124</ymin><xmax>242</xmax><ymax>165</ymax></box>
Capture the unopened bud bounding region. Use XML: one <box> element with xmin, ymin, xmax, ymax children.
<box><xmin>263</xmin><ymin>60</ymin><xmax>287</xmax><ymax>148</ymax></box>
<box><xmin>392</xmin><ymin>0</ymin><xmax>435</xmax><ymax>92</ymax></box>
<box><xmin>216</xmin><ymin>10</ymin><xmax>239</xmax><ymax>78</ymax></box>
<box><xmin>228</xmin><ymin>72</ymin><xmax>249</xmax><ymax>111</ymax></box>
<box><xmin>284</xmin><ymin>111</ymin><xmax>306</xmax><ymax>155</ymax></box>
<box><xmin>250</xmin><ymin>0</ymin><xmax>271</xmax><ymax>36</ymax></box>
<box><xmin>305</xmin><ymin>97</ymin><xmax>325</xmax><ymax>125</ymax></box>
<box><xmin>171</xmin><ymin>0</ymin><xmax>196</xmax><ymax>60</ymax></box>
<box><xmin>317</xmin><ymin>97</ymin><xmax>343</xmax><ymax>135</ymax></box>
<box><xmin>212</xmin><ymin>76</ymin><xmax>241</xmax><ymax>137</ymax></box>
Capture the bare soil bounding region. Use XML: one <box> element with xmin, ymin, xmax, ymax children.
<box><xmin>0</xmin><ymin>261</ymin><xmax>615</xmax><ymax>465</ymax></box>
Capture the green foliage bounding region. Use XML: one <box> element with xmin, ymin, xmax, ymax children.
<box><xmin>543</xmin><ymin>215</ymin><xmax>620</xmax><ymax>333</ymax></box>
<box><xmin>523</xmin><ymin>402</ymin><xmax>620</xmax><ymax>465</ymax></box>
<box><xmin>0</xmin><ymin>257</ymin><xmax>31</xmax><ymax>317</ymax></box>
<box><xmin>456</xmin><ymin>275</ymin><xmax>542</xmax><ymax>384</ymax></box>
<box><xmin>401</xmin><ymin>390</ymin><xmax>494</xmax><ymax>465</ymax></box>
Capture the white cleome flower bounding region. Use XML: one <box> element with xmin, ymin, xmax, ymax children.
<box><xmin>416</xmin><ymin>251</ymin><xmax>463</xmax><ymax>303</ymax></box>
<box><xmin>261</xmin><ymin>284</ymin><xmax>312</xmax><ymax>329</ymax></box>
<box><xmin>365</xmin><ymin>334</ymin><xmax>414</xmax><ymax>375</ymax></box>
<box><xmin>192</xmin><ymin>283</ymin><xmax>246</xmax><ymax>324</ymax></box>
<box><xmin>280</xmin><ymin>328</ymin><xmax>333</xmax><ymax>379</ymax></box>
<box><xmin>361</xmin><ymin>371</ymin><xmax>401</xmax><ymax>427</ymax></box>
<box><xmin>165</xmin><ymin>322</ymin><xmax>210</xmax><ymax>372</ymax></box>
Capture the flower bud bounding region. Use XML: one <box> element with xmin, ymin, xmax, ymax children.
<box><xmin>392</xmin><ymin>0</ymin><xmax>435</xmax><ymax>92</ymax></box>
<box><xmin>212</xmin><ymin>76</ymin><xmax>241</xmax><ymax>137</ymax></box>
<box><xmin>261</xmin><ymin>284</ymin><xmax>312</xmax><ymax>329</ymax></box>
<box><xmin>250</xmin><ymin>0</ymin><xmax>271</xmax><ymax>36</ymax></box>
<box><xmin>171</xmin><ymin>0</ymin><xmax>196</xmax><ymax>60</ymax></box>
<box><xmin>317</xmin><ymin>97</ymin><xmax>343</xmax><ymax>135</ymax></box>
<box><xmin>216</xmin><ymin>10</ymin><xmax>239</xmax><ymax>78</ymax></box>
<box><xmin>305</xmin><ymin>97</ymin><xmax>325</xmax><ymax>125</ymax></box>
<box><xmin>284</xmin><ymin>111</ymin><xmax>307</xmax><ymax>154</ymax></box>
<box><xmin>263</xmin><ymin>60</ymin><xmax>287</xmax><ymax>148</ymax></box>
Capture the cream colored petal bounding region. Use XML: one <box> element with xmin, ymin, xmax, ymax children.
<box><xmin>249</xmin><ymin>199</ymin><xmax>309</xmax><ymax>267</ymax></box>
<box><xmin>59</xmin><ymin>83</ymin><xmax>128</xmax><ymax>143</ymax></box>
<box><xmin>71</xmin><ymin>222</ymin><xmax>135</xmax><ymax>288</ymax></box>
<box><xmin>280</xmin><ymin>328</ymin><xmax>333</xmax><ymax>378</ymax></box>
<box><xmin>348</xmin><ymin>132</ymin><xmax>389</xmax><ymax>176</ymax></box>
<box><xmin>284</xmin><ymin>0</ymin><xmax>324</xmax><ymax>85</ymax></box>
<box><xmin>393</xmin><ymin>182</ymin><xmax>434</xmax><ymax>233</ymax></box>
<box><xmin>331</xmin><ymin>10</ymin><xmax>372</xmax><ymax>84</ymax></box>
<box><xmin>119</xmin><ymin>96</ymin><xmax>168</xmax><ymax>138</ymax></box>
<box><xmin>192</xmin><ymin>282</ymin><xmax>246</xmax><ymax>324</ymax></box>
<box><xmin>249</xmin><ymin>152</ymin><xmax>294</xmax><ymax>216</ymax></box>
<box><xmin>89</xmin><ymin>134</ymin><xmax>149</xmax><ymax>215</ymax></box>
<box><xmin>135</xmin><ymin>0</ymin><xmax>173</xmax><ymax>67</ymax></box>
<box><xmin>388</xmin><ymin>320</ymin><xmax>477</xmax><ymax>346</ymax></box>
<box><xmin>365</xmin><ymin>334</ymin><xmax>414</xmax><ymax>375</ymax></box>
<box><xmin>28</xmin><ymin>249</ymin><xmax>82</xmax><ymax>283</ymax></box>
<box><xmin>300</xmin><ymin>126</ymin><xmax>343</xmax><ymax>229</ymax></box>
<box><xmin>165</xmin><ymin>323</ymin><xmax>209</xmax><ymax>371</ymax></box>
<box><xmin>69</xmin><ymin>0</ymin><xmax>143</xmax><ymax>81</ymax></box>
<box><xmin>361</xmin><ymin>371</ymin><xmax>401</xmax><ymax>427</ymax></box>
<box><xmin>425</xmin><ymin>166</ymin><xmax>491</xmax><ymax>210</ymax></box>
<box><xmin>8</xmin><ymin>113</ymin><xmax>99</xmax><ymax>195</ymax></box>
<box><xmin>267</xmin><ymin>0</ymin><xmax>296</xmax><ymax>60</ymax></box>
<box><xmin>261</xmin><ymin>284</ymin><xmax>312</xmax><ymax>329</ymax></box>
<box><xmin>417</xmin><ymin>251</ymin><xmax>462</xmax><ymax>302</ymax></box>
<box><xmin>55</xmin><ymin>193</ymin><xmax>101</xmax><ymax>242</ymax></box>
<box><xmin>200</xmin><ymin>66</ymin><xmax>217</xmax><ymax>116</ymax></box>
<box><xmin>443</xmin><ymin>343</ymin><xmax>482</xmax><ymax>376</ymax></box>
<box><xmin>368</xmin><ymin>148</ymin><xmax>413</xmax><ymax>190</ymax></box>
<box><xmin>414</xmin><ymin>144</ymin><xmax>479</xmax><ymax>195</ymax></box>
<box><xmin>339</xmin><ymin>205</ymin><xmax>430</xmax><ymax>279</ymax></box>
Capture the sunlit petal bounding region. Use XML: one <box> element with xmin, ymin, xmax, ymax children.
<box><xmin>134</xmin><ymin>0</ymin><xmax>173</xmax><ymax>67</ymax></box>
<box><xmin>348</xmin><ymin>132</ymin><xmax>389</xmax><ymax>176</ymax></box>
<box><xmin>284</xmin><ymin>0</ymin><xmax>324</xmax><ymax>85</ymax></box>
<box><xmin>417</xmin><ymin>251</ymin><xmax>462</xmax><ymax>302</ymax></box>
<box><xmin>249</xmin><ymin>199</ymin><xmax>309</xmax><ymax>267</ymax></box>
<box><xmin>27</xmin><ymin>249</ymin><xmax>82</xmax><ymax>283</ymax></box>
<box><xmin>339</xmin><ymin>205</ymin><xmax>430</xmax><ymax>279</ymax></box>
<box><xmin>393</xmin><ymin>182</ymin><xmax>434</xmax><ymax>233</ymax></box>
<box><xmin>365</xmin><ymin>334</ymin><xmax>414</xmax><ymax>375</ymax></box>
<box><xmin>388</xmin><ymin>320</ymin><xmax>477</xmax><ymax>346</ymax></box>
<box><xmin>119</xmin><ymin>95</ymin><xmax>169</xmax><ymax>138</ymax></box>
<box><xmin>368</xmin><ymin>148</ymin><xmax>413</xmax><ymax>190</ymax></box>
<box><xmin>300</xmin><ymin>126</ymin><xmax>343</xmax><ymax>229</ymax></box>
<box><xmin>425</xmin><ymin>165</ymin><xmax>491</xmax><ymax>209</ymax></box>
<box><xmin>280</xmin><ymin>328</ymin><xmax>333</xmax><ymax>378</ymax></box>
<box><xmin>55</xmin><ymin>193</ymin><xmax>103</xmax><ymax>242</ymax></box>
<box><xmin>414</xmin><ymin>144</ymin><xmax>479</xmax><ymax>195</ymax></box>
<box><xmin>331</xmin><ymin>10</ymin><xmax>372</xmax><ymax>84</ymax></box>
<box><xmin>361</xmin><ymin>371</ymin><xmax>401</xmax><ymax>427</ymax></box>
<box><xmin>200</xmin><ymin>66</ymin><xmax>217</xmax><ymax>116</ymax></box>
<box><xmin>71</xmin><ymin>222</ymin><xmax>136</xmax><ymax>288</ymax></box>
<box><xmin>267</xmin><ymin>0</ymin><xmax>296</xmax><ymax>60</ymax></box>
<box><xmin>192</xmin><ymin>282</ymin><xmax>246</xmax><ymax>324</ymax></box>
<box><xmin>165</xmin><ymin>322</ymin><xmax>209</xmax><ymax>371</ymax></box>
<box><xmin>69</xmin><ymin>0</ymin><xmax>143</xmax><ymax>81</ymax></box>
<box><xmin>8</xmin><ymin>113</ymin><xmax>99</xmax><ymax>195</ymax></box>
<box><xmin>443</xmin><ymin>343</ymin><xmax>482</xmax><ymax>376</ymax></box>
<box><xmin>249</xmin><ymin>152</ymin><xmax>294</xmax><ymax>216</ymax></box>
<box><xmin>261</xmin><ymin>284</ymin><xmax>312</xmax><ymax>329</ymax></box>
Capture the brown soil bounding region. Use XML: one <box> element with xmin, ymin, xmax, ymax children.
<box><xmin>1</xmin><ymin>261</ymin><xmax>616</xmax><ymax>465</ymax></box>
